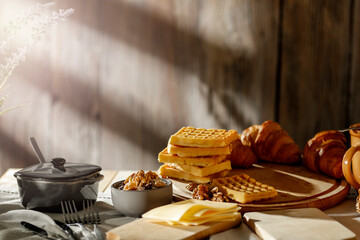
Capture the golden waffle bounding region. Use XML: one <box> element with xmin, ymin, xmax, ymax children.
<box><xmin>159</xmin><ymin>165</ymin><xmax>229</xmax><ymax>184</ymax></box>
<box><xmin>169</xmin><ymin>127</ymin><xmax>238</xmax><ymax>147</ymax></box>
<box><xmin>158</xmin><ymin>148</ymin><xmax>227</xmax><ymax>167</ymax></box>
<box><xmin>212</xmin><ymin>174</ymin><xmax>277</xmax><ymax>203</ymax></box>
<box><xmin>167</xmin><ymin>144</ymin><xmax>231</xmax><ymax>157</ymax></box>
<box><xmin>167</xmin><ymin>160</ymin><xmax>231</xmax><ymax>177</ymax></box>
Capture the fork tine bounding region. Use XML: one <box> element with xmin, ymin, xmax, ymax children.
<box><xmin>67</xmin><ymin>201</ymin><xmax>76</xmax><ymax>224</ymax></box>
<box><xmin>60</xmin><ymin>200</ymin><xmax>84</xmax><ymax>224</ymax></box>
<box><xmin>71</xmin><ymin>200</ymin><xmax>83</xmax><ymax>224</ymax></box>
<box><xmin>84</xmin><ymin>200</ymin><xmax>91</xmax><ymax>224</ymax></box>
<box><xmin>82</xmin><ymin>200</ymin><xmax>87</xmax><ymax>224</ymax></box>
<box><xmin>64</xmin><ymin>200</ymin><xmax>73</xmax><ymax>224</ymax></box>
<box><xmin>80</xmin><ymin>199</ymin><xmax>101</xmax><ymax>224</ymax></box>
<box><xmin>94</xmin><ymin>201</ymin><xmax>101</xmax><ymax>224</ymax></box>
<box><xmin>89</xmin><ymin>200</ymin><xmax>96</xmax><ymax>224</ymax></box>
<box><xmin>60</xmin><ymin>201</ymin><xmax>69</xmax><ymax>224</ymax></box>
<box><xmin>87</xmin><ymin>200</ymin><xmax>91</xmax><ymax>224</ymax></box>
<box><xmin>86</xmin><ymin>200</ymin><xmax>91</xmax><ymax>224</ymax></box>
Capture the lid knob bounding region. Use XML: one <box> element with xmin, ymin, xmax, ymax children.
<box><xmin>51</xmin><ymin>158</ymin><xmax>66</xmax><ymax>172</ymax></box>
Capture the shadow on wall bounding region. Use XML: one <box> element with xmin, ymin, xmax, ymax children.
<box><xmin>0</xmin><ymin>0</ymin><xmax>279</xmax><ymax>172</ymax></box>
<box><xmin>81</xmin><ymin>0</ymin><xmax>270</xmax><ymax>128</ymax></box>
<box><xmin>53</xmin><ymin>0</ymin><xmax>270</xmax><ymax>146</ymax></box>
<box><xmin>0</xmin><ymin>128</ymin><xmax>38</xmax><ymax>172</ymax></box>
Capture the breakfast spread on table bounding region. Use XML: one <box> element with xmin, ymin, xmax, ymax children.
<box><xmin>105</xmin><ymin>121</ymin><xmax>357</xmax><ymax>239</ymax></box>
<box><xmin>156</xmin><ymin>120</ymin><xmax>355</xmax><ymax>209</ymax></box>
<box><xmin>8</xmin><ymin>120</ymin><xmax>360</xmax><ymax>240</ymax></box>
<box><xmin>157</xmin><ymin>121</ymin><xmax>298</xmax><ymax>205</ymax></box>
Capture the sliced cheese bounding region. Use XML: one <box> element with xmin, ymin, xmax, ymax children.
<box><xmin>177</xmin><ymin>213</ymin><xmax>241</xmax><ymax>226</ymax></box>
<box><xmin>192</xmin><ymin>207</ymin><xmax>241</xmax><ymax>218</ymax></box>
<box><xmin>142</xmin><ymin>199</ymin><xmax>241</xmax><ymax>226</ymax></box>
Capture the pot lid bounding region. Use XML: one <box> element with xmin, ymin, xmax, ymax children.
<box><xmin>14</xmin><ymin>158</ymin><xmax>102</xmax><ymax>181</ymax></box>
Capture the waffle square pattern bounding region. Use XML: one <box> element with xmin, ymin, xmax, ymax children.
<box><xmin>169</xmin><ymin>126</ymin><xmax>238</xmax><ymax>147</ymax></box>
<box><xmin>212</xmin><ymin>174</ymin><xmax>277</xmax><ymax>203</ymax></box>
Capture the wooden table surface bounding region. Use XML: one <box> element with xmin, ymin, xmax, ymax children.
<box><xmin>2</xmin><ymin>168</ymin><xmax>360</xmax><ymax>239</ymax></box>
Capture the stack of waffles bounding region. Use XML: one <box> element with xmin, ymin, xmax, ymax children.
<box><xmin>158</xmin><ymin>127</ymin><xmax>239</xmax><ymax>183</ymax></box>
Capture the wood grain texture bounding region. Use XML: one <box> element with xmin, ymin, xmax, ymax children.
<box><xmin>243</xmin><ymin>208</ymin><xmax>356</xmax><ymax>240</ymax></box>
<box><xmin>51</xmin><ymin>0</ymin><xmax>102</xmax><ymax>166</ymax></box>
<box><xmin>279</xmin><ymin>0</ymin><xmax>352</xmax><ymax>148</ymax></box>
<box><xmin>107</xmin><ymin>214</ymin><xmax>242</xmax><ymax>240</ymax></box>
<box><xmin>0</xmin><ymin>0</ymin><xmax>359</xmax><ymax>175</ymax></box>
<box><xmin>0</xmin><ymin>1</ymin><xmax>53</xmax><ymax>172</ymax></box>
<box><xmin>98</xmin><ymin>0</ymin><xmax>279</xmax><ymax>170</ymax></box>
<box><xmin>172</xmin><ymin>163</ymin><xmax>350</xmax><ymax>213</ymax></box>
<box><xmin>349</xmin><ymin>0</ymin><xmax>360</xmax><ymax>125</ymax></box>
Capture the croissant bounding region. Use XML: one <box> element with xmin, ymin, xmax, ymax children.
<box><xmin>229</xmin><ymin>137</ymin><xmax>257</xmax><ymax>168</ymax></box>
<box><xmin>303</xmin><ymin>130</ymin><xmax>346</xmax><ymax>179</ymax></box>
<box><xmin>241</xmin><ymin>120</ymin><xmax>301</xmax><ymax>164</ymax></box>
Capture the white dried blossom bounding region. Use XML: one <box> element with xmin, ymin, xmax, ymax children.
<box><xmin>0</xmin><ymin>2</ymin><xmax>74</xmax><ymax>115</ymax></box>
<box><xmin>1</xmin><ymin>2</ymin><xmax>55</xmax><ymax>55</ymax></box>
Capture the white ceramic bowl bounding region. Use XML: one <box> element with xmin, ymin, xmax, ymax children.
<box><xmin>111</xmin><ymin>178</ymin><xmax>173</xmax><ymax>217</ymax></box>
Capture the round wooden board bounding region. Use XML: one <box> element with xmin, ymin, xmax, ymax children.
<box><xmin>171</xmin><ymin>163</ymin><xmax>350</xmax><ymax>213</ymax></box>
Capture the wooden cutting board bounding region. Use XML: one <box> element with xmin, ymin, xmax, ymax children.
<box><xmin>106</xmin><ymin>214</ymin><xmax>242</xmax><ymax>240</ymax></box>
<box><xmin>172</xmin><ymin>163</ymin><xmax>350</xmax><ymax>212</ymax></box>
<box><xmin>243</xmin><ymin>208</ymin><xmax>356</xmax><ymax>240</ymax></box>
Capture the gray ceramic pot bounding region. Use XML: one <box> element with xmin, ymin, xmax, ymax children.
<box><xmin>111</xmin><ymin>179</ymin><xmax>173</xmax><ymax>217</ymax></box>
<box><xmin>14</xmin><ymin>158</ymin><xmax>104</xmax><ymax>212</ymax></box>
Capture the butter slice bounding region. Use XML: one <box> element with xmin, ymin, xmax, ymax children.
<box><xmin>142</xmin><ymin>199</ymin><xmax>241</xmax><ymax>226</ymax></box>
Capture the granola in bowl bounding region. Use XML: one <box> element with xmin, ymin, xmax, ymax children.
<box><xmin>115</xmin><ymin>170</ymin><xmax>167</xmax><ymax>191</ymax></box>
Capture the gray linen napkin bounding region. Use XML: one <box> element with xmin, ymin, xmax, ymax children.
<box><xmin>0</xmin><ymin>208</ymin><xmax>68</xmax><ymax>239</ymax></box>
<box><xmin>0</xmin><ymin>187</ymin><xmax>136</xmax><ymax>239</ymax></box>
<box><xmin>0</xmin><ymin>192</ymin><xmax>69</xmax><ymax>239</ymax></box>
<box><xmin>0</xmin><ymin>171</ymin><xmax>137</xmax><ymax>239</ymax></box>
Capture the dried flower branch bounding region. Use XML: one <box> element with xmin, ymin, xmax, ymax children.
<box><xmin>0</xmin><ymin>2</ymin><xmax>55</xmax><ymax>55</ymax></box>
<box><xmin>0</xmin><ymin>2</ymin><xmax>74</xmax><ymax>115</ymax></box>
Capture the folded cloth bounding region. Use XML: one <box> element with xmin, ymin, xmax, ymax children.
<box><xmin>0</xmin><ymin>209</ymin><xmax>68</xmax><ymax>239</ymax></box>
<box><xmin>0</xmin><ymin>184</ymin><xmax>69</xmax><ymax>239</ymax></box>
<box><xmin>0</xmin><ymin>173</ymin><xmax>135</xmax><ymax>239</ymax></box>
<box><xmin>0</xmin><ymin>189</ymin><xmax>133</xmax><ymax>239</ymax></box>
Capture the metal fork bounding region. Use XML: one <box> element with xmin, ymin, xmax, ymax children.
<box><xmin>83</xmin><ymin>199</ymin><xmax>101</xmax><ymax>224</ymax></box>
<box><xmin>61</xmin><ymin>200</ymin><xmax>82</xmax><ymax>224</ymax></box>
<box><xmin>60</xmin><ymin>200</ymin><xmax>102</xmax><ymax>240</ymax></box>
<box><xmin>60</xmin><ymin>200</ymin><xmax>101</xmax><ymax>224</ymax></box>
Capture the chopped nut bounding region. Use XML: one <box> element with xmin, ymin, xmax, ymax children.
<box><xmin>153</xmin><ymin>178</ymin><xmax>167</xmax><ymax>188</ymax></box>
<box><xmin>211</xmin><ymin>186</ymin><xmax>219</xmax><ymax>193</ymax></box>
<box><xmin>210</xmin><ymin>186</ymin><xmax>229</xmax><ymax>202</ymax></box>
<box><xmin>192</xmin><ymin>185</ymin><xmax>210</xmax><ymax>200</ymax></box>
<box><xmin>121</xmin><ymin>170</ymin><xmax>167</xmax><ymax>191</ymax></box>
<box><xmin>186</xmin><ymin>182</ymin><xmax>199</xmax><ymax>191</ymax></box>
<box><xmin>190</xmin><ymin>184</ymin><xmax>229</xmax><ymax>202</ymax></box>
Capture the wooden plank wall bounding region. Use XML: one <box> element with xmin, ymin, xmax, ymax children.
<box><xmin>279</xmin><ymin>0</ymin><xmax>353</xmax><ymax>146</ymax></box>
<box><xmin>0</xmin><ymin>0</ymin><xmax>358</xmax><ymax>174</ymax></box>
